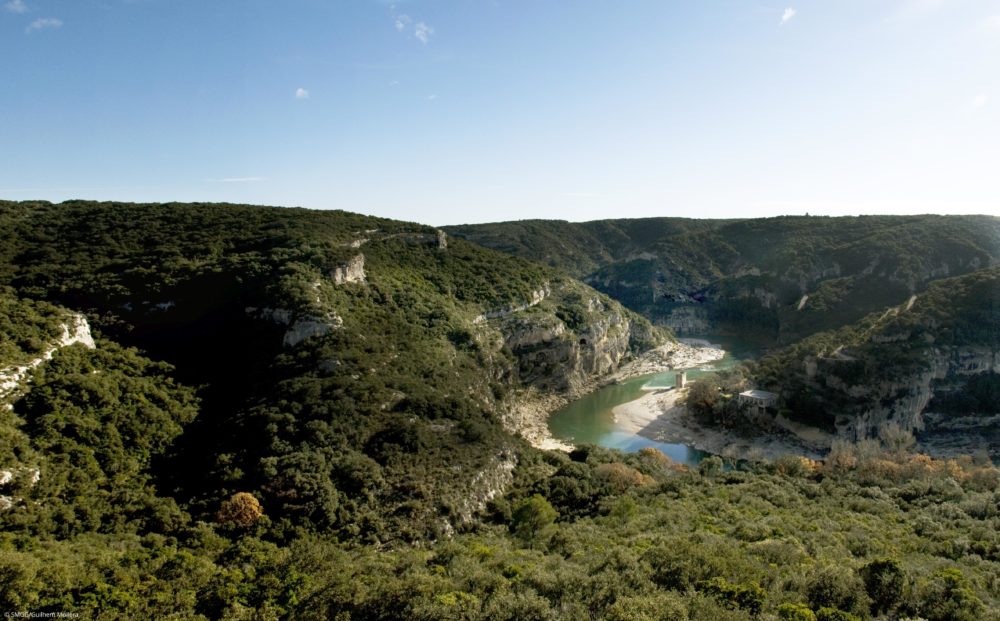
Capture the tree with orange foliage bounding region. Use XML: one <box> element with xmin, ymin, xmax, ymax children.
<box><xmin>216</xmin><ymin>492</ymin><xmax>264</xmax><ymax>528</ymax></box>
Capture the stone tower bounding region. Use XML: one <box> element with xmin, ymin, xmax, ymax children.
<box><xmin>676</xmin><ymin>371</ymin><xmax>687</xmax><ymax>389</ymax></box>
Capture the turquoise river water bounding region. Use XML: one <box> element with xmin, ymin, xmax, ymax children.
<box><xmin>547</xmin><ymin>336</ymin><xmax>756</xmax><ymax>465</ymax></box>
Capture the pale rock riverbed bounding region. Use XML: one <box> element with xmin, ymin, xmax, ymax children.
<box><xmin>608</xmin><ymin>340</ymin><xmax>725</xmax><ymax>383</ymax></box>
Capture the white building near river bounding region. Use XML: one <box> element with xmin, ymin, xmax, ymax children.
<box><xmin>738</xmin><ymin>389</ymin><xmax>778</xmax><ymax>412</ymax></box>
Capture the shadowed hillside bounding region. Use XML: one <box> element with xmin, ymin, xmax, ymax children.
<box><xmin>751</xmin><ymin>266</ymin><xmax>1000</xmax><ymax>457</ymax></box>
<box><xmin>0</xmin><ymin>200</ymin><xmax>667</xmax><ymax>542</ymax></box>
<box><xmin>447</xmin><ymin>215</ymin><xmax>1000</xmax><ymax>344</ymax></box>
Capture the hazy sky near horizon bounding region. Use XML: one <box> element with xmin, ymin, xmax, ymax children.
<box><xmin>2</xmin><ymin>1</ymin><xmax>998</xmax><ymax>225</ymax></box>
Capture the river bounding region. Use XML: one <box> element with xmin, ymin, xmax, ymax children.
<box><xmin>547</xmin><ymin>336</ymin><xmax>757</xmax><ymax>465</ymax></box>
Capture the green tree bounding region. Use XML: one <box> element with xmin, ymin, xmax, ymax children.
<box><xmin>685</xmin><ymin>377</ymin><xmax>720</xmax><ymax>422</ymax></box>
<box><xmin>777</xmin><ymin>603</ymin><xmax>816</xmax><ymax>621</ymax></box>
<box><xmin>700</xmin><ymin>577</ymin><xmax>766</xmax><ymax>615</ymax></box>
<box><xmin>816</xmin><ymin>608</ymin><xmax>860</xmax><ymax>621</ymax></box>
<box><xmin>511</xmin><ymin>494</ymin><xmax>558</xmax><ymax>546</ymax></box>
<box><xmin>806</xmin><ymin>565</ymin><xmax>870</xmax><ymax>618</ymax></box>
<box><xmin>918</xmin><ymin>568</ymin><xmax>986</xmax><ymax>621</ymax></box>
<box><xmin>860</xmin><ymin>558</ymin><xmax>905</xmax><ymax>616</ymax></box>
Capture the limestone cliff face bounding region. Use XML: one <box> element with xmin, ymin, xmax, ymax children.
<box><xmin>447</xmin><ymin>216</ymin><xmax>1000</xmax><ymax>350</ymax></box>
<box><xmin>331</xmin><ymin>254</ymin><xmax>366</xmax><ymax>285</ymax></box>
<box><xmin>474</xmin><ymin>285</ymin><xmax>551</xmax><ymax>324</ymax></box>
<box><xmin>798</xmin><ymin>345</ymin><xmax>1000</xmax><ymax>441</ymax></box>
<box><xmin>282</xmin><ymin>314</ymin><xmax>344</xmax><ymax>347</ymax></box>
<box><xmin>1</xmin><ymin>312</ymin><xmax>95</xmax><ymax>510</ymax></box>
<box><xmin>245</xmin><ymin>305</ymin><xmax>344</xmax><ymax>348</ymax></box>
<box><xmin>662</xmin><ymin>253</ymin><xmax>993</xmax><ymax>342</ymax></box>
<box><xmin>450</xmin><ymin>448</ymin><xmax>517</xmax><ymax>526</ymax></box>
<box><xmin>491</xmin><ymin>283</ymin><xmax>666</xmax><ymax>397</ymax></box>
<box><xmin>662</xmin><ymin>306</ymin><xmax>710</xmax><ymax>335</ymax></box>
<box><xmin>756</xmin><ymin>266</ymin><xmax>1000</xmax><ymax>455</ymax></box>
<box><xmin>503</xmin><ymin>314</ymin><xmax>631</xmax><ymax>394</ymax></box>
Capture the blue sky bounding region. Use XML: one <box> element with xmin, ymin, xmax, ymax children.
<box><xmin>2</xmin><ymin>0</ymin><xmax>998</xmax><ymax>224</ymax></box>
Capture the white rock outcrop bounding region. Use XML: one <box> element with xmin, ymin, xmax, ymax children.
<box><xmin>331</xmin><ymin>255</ymin><xmax>366</xmax><ymax>285</ymax></box>
<box><xmin>0</xmin><ymin>313</ymin><xmax>96</xmax><ymax>399</ymax></box>
<box><xmin>0</xmin><ymin>467</ymin><xmax>43</xmax><ymax>512</ymax></box>
<box><xmin>249</xmin><ymin>303</ymin><xmax>344</xmax><ymax>349</ymax></box>
<box><xmin>452</xmin><ymin>449</ymin><xmax>517</xmax><ymax>524</ymax></box>
<box><xmin>283</xmin><ymin>314</ymin><xmax>344</xmax><ymax>347</ymax></box>
<box><xmin>473</xmin><ymin>284</ymin><xmax>551</xmax><ymax>324</ymax></box>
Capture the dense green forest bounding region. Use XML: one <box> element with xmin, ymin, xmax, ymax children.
<box><xmin>1</xmin><ymin>201</ymin><xmax>998</xmax><ymax>619</ymax></box>
<box><xmin>4</xmin><ymin>424</ymin><xmax>1000</xmax><ymax>619</ymax></box>
<box><xmin>0</xmin><ymin>200</ymin><xmax>665</xmax><ymax>543</ymax></box>
<box><xmin>446</xmin><ymin>215</ymin><xmax>1000</xmax><ymax>343</ymax></box>
<box><xmin>0</xmin><ymin>291</ymin><xmax>67</xmax><ymax>367</ymax></box>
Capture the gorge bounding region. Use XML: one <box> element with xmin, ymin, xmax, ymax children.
<box><xmin>2</xmin><ymin>201</ymin><xmax>999</xmax><ymax>620</ymax></box>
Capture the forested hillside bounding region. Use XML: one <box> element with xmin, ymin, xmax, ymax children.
<box><xmin>446</xmin><ymin>215</ymin><xmax>1000</xmax><ymax>344</ymax></box>
<box><xmin>0</xmin><ymin>200</ymin><xmax>664</xmax><ymax>542</ymax></box>
<box><xmin>1</xmin><ymin>201</ymin><xmax>998</xmax><ymax>619</ymax></box>
<box><xmin>751</xmin><ymin>267</ymin><xmax>1000</xmax><ymax>456</ymax></box>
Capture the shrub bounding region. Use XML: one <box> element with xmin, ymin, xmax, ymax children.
<box><xmin>774</xmin><ymin>455</ymin><xmax>818</xmax><ymax>477</ymax></box>
<box><xmin>594</xmin><ymin>462</ymin><xmax>654</xmax><ymax>493</ymax></box>
<box><xmin>216</xmin><ymin>492</ymin><xmax>265</xmax><ymax>528</ymax></box>
<box><xmin>777</xmin><ymin>603</ymin><xmax>816</xmax><ymax>621</ymax></box>
<box><xmin>917</xmin><ymin>567</ymin><xmax>986</xmax><ymax>621</ymax></box>
<box><xmin>824</xmin><ymin>440</ymin><xmax>857</xmax><ymax>473</ymax></box>
<box><xmin>815</xmin><ymin>608</ymin><xmax>860</xmax><ymax>621</ymax></box>
<box><xmin>604</xmin><ymin>592</ymin><xmax>688</xmax><ymax>621</ymax></box>
<box><xmin>699</xmin><ymin>456</ymin><xmax>724</xmax><ymax>478</ymax></box>
<box><xmin>878</xmin><ymin>422</ymin><xmax>916</xmax><ymax>455</ymax></box>
<box><xmin>699</xmin><ymin>577</ymin><xmax>766</xmax><ymax>615</ymax></box>
<box><xmin>637</xmin><ymin>446</ymin><xmax>674</xmax><ymax>468</ymax></box>
<box><xmin>805</xmin><ymin>565</ymin><xmax>870</xmax><ymax>617</ymax></box>
<box><xmin>511</xmin><ymin>495</ymin><xmax>558</xmax><ymax>546</ymax></box>
<box><xmin>860</xmin><ymin>558</ymin><xmax>905</xmax><ymax>616</ymax></box>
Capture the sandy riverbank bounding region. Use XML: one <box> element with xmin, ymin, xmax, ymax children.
<box><xmin>506</xmin><ymin>389</ymin><xmax>575</xmax><ymax>452</ymax></box>
<box><xmin>507</xmin><ymin>341</ymin><xmax>725</xmax><ymax>452</ymax></box>
<box><xmin>509</xmin><ymin>336</ymin><xmax>833</xmax><ymax>461</ymax></box>
<box><xmin>612</xmin><ymin>387</ymin><xmax>826</xmax><ymax>461</ymax></box>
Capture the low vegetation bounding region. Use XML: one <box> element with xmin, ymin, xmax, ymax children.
<box><xmin>2</xmin><ymin>435</ymin><xmax>998</xmax><ymax>619</ymax></box>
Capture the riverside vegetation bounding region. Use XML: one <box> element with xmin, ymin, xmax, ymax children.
<box><xmin>0</xmin><ymin>201</ymin><xmax>998</xmax><ymax>619</ymax></box>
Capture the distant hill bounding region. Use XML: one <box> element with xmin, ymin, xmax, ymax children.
<box><xmin>446</xmin><ymin>215</ymin><xmax>1000</xmax><ymax>344</ymax></box>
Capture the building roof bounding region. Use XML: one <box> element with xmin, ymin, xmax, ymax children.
<box><xmin>739</xmin><ymin>389</ymin><xmax>778</xmax><ymax>399</ymax></box>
